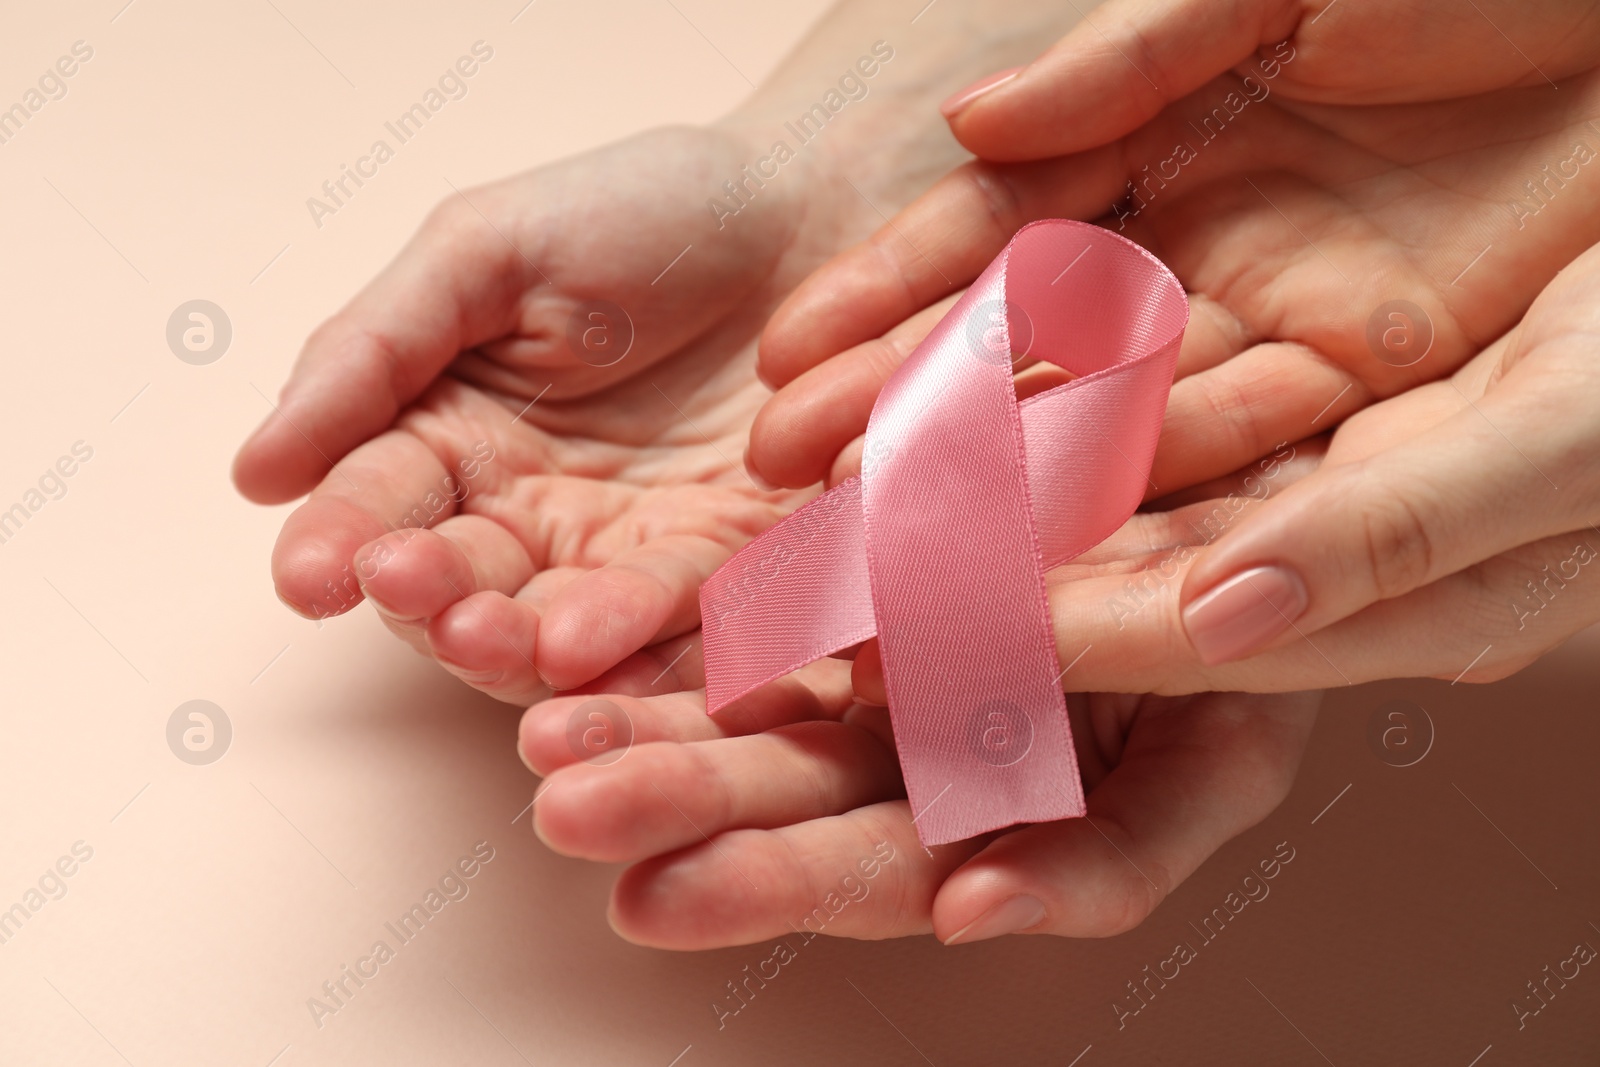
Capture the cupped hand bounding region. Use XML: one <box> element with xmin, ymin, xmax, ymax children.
<box><xmin>845</xmin><ymin>234</ymin><xmax>1600</xmax><ymax>699</ymax></box>
<box><xmin>232</xmin><ymin>122</ymin><xmax>925</xmax><ymax>705</ymax></box>
<box><xmin>517</xmin><ymin>656</ymin><xmax>1318</xmax><ymax>948</ymax></box>
<box><xmin>749</xmin><ymin>0</ymin><xmax>1600</xmax><ymax>499</ymax></box>
<box><xmin>1083</xmin><ymin>229</ymin><xmax>1600</xmax><ymax>694</ymax></box>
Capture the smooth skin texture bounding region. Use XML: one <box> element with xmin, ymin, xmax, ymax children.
<box><xmin>520</xmin><ymin>655</ymin><xmax>1319</xmax><ymax>948</ymax></box>
<box><xmin>525</xmin><ymin>226</ymin><xmax>1600</xmax><ymax>946</ymax></box>
<box><xmin>845</xmin><ymin>236</ymin><xmax>1600</xmax><ymax>700</ymax></box>
<box><xmin>751</xmin><ymin>0</ymin><xmax>1600</xmax><ymax>697</ymax></box>
<box><xmin>237</xmin><ymin>124</ymin><xmax>815</xmax><ymax>706</ymax></box>
<box><xmin>512</xmin><ymin>1</ymin><xmax>1600</xmax><ymax>950</ymax></box>
<box><xmin>231</xmin><ymin>0</ymin><xmax>1087</xmax><ymax>705</ymax></box>
<box><xmin>752</xmin><ymin>0</ymin><xmax>1600</xmax><ymax>509</ymax></box>
<box><xmin>517</xmin><ymin>443</ymin><xmax>1330</xmax><ymax>949</ymax></box>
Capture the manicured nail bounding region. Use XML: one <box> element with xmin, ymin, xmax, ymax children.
<box><xmin>942</xmin><ymin>895</ymin><xmax>1046</xmax><ymax>945</ymax></box>
<box><xmin>940</xmin><ymin>67</ymin><xmax>1023</xmax><ymax>118</ymax></box>
<box><xmin>1182</xmin><ymin>565</ymin><xmax>1309</xmax><ymax>666</ymax></box>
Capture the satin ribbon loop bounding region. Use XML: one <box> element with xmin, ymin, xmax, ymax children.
<box><xmin>701</xmin><ymin>220</ymin><xmax>1188</xmax><ymax>845</ymax></box>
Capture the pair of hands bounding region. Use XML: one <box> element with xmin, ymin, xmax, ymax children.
<box><xmin>235</xmin><ymin>0</ymin><xmax>1600</xmax><ymax>947</ymax></box>
<box><xmin>758</xmin><ymin>0</ymin><xmax>1600</xmax><ymax>696</ymax></box>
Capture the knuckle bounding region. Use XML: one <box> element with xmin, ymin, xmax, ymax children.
<box><xmin>964</xmin><ymin>162</ymin><xmax>1026</xmax><ymax>245</ymax></box>
<box><xmin>1356</xmin><ymin>488</ymin><xmax>1437</xmax><ymax>600</ymax></box>
<box><xmin>423</xmin><ymin>193</ymin><xmax>472</xmax><ymax>233</ymax></box>
<box><xmin>1113</xmin><ymin>19</ymin><xmax>1177</xmax><ymax>103</ymax></box>
<box><xmin>1205</xmin><ymin>377</ymin><xmax>1256</xmax><ymax>459</ymax></box>
<box><xmin>1087</xmin><ymin>819</ymin><xmax>1172</xmax><ymax>937</ymax></box>
<box><xmin>858</xmin><ymin>335</ymin><xmax>909</xmax><ymax>382</ymax></box>
<box><xmin>1099</xmin><ymin>857</ymin><xmax>1171</xmax><ymax>937</ymax></box>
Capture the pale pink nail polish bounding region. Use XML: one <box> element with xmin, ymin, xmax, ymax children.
<box><xmin>1182</xmin><ymin>565</ymin><xmax>1309</xmax><ymax>666</ymax></box>
<box><xmin>939</xmin><ymin>67</ymin><xmax>1023</xmax><ymax>118</ymax></box>
<box><xmin>942</xmin><ymin>894</ymin><xmax>1046</xmax><ymax>945</ymax></box>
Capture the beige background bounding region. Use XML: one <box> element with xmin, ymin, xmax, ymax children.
<box><xmin>1</xmin><ymin>1</ymin><xmax>1597</xmax><ymax>1064</ymax></box>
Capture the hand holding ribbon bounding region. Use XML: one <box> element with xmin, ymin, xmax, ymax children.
<box><xmin>702</xmin><ymin>220</ymin><xmax>1188</xmax><ymax>845</ymax></box>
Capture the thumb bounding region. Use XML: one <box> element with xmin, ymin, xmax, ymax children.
<box><xmin>941</xmin><ymin>0</ymin><xmax>1299</xmax><ymax>161</ymax></box>
<box><xmin>232</xmin><ymin>191</ymin><xmax>538</xmax><ymax>504</ymax></box>
<box><xmin>933</xmin><ymin>690</ymin><xmax>1319</xmax><ymax>942</ymax></box>
<box><xmin>1177</xmin><ymin>374</ymin><xmax>1590</xmax><ymax>666</ymax></box>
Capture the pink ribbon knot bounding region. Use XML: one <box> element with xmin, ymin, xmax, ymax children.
<box><xmin>701</xmin><ymin>219</ymin><xmax>1189</xmax><ymax>846</ymax></box>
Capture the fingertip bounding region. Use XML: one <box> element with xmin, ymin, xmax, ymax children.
<box><xmin>270</xmin><ymin>497</ymin><xmax>386</xmax><ymax>617</ymax></box>
<box><xmin>827</xmin><ymin>436</ymin><xmax>866</xmax><ymax>488</ymax></box>
<box><xmin>943</xmin><ymin>71</ymin><xmax>1053</xmax><ymax>161</ymax></box>
<box><xmin>745</xmin><ymin>393</ymin><xmax>821</xmax><ymax>491</ymax></box>
<box><xmin>232</xmin><ymin>412</ymin><xmax>327</xmax><ymax>505</ymax></box>
<box><xmin>756</xmin><ymin>295</ymin><xmax>809</xmax><ymax>391</ymax></box>
<box><xmin>609</xmin><ymin>844</ymin><xmax>750</xmax><ymax>950</ymax></box>
<box><xmin>607</xmin><ymin>854</ymin><xmax>683</xmax><ymax>948</ymax></box>
<box><xmin>528</xmin><ymin>770</ymin><xmax>591</xmax><ymax>857</ymax></box>
<box><xmin>427</xmin><ymin>590</ymin><xmax>541</xmax><ymax>675</ymax></box>
<box><xmin>938</xmin><ymin>66</ymin><xmax>1024</xmax><ymax>119</ymax></box>
<box><xmin>354</xmin><ymin>527</ymin><xmax>475</xmax><ymax>621</ymax></box>
<box><xmin>758</xmin><ymin>246</ymin><xmax>886</xmax><ymax>389</ymax></box>
<box><xmin>518</xmin><ymin>697</ymin><xmax>582</xmax><ymax>776</ymax></box>
<box><xmin>934</xmin><ymin>821</ymin><xmax>1163</xmax><ymax>942</ymax></box>
<box><xmin>850</xmin><ymin>640</ymin><xmax>887</xmax><ymax>706</ymax></box>
<box><xmin>941</xmin><ymin>29</ymin><xmax>1162</xmax><ymax>162</ymax></box>
<box><xmin>741</xmin><ymin>444</ymin><xmax>782</xmax><ymax>492</ymax></box>
<box><xmin>532</xmin><ymin>760</ymin><xmax>659</xmax><ymax>863</ymax></box>
<box><xmin>940</xmin><ymin>892</ymin><xmax>1047</xmax><ymax>946</ymax></box>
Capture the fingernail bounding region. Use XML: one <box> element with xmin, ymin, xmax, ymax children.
<box><xmin>442</xmin><ymin>662</ymin><xmax>504</xmax><ymax>686</ymax></box>
<box><xmin>1182</xmin><ymin>565</ymin><xmax>1309</xmax><ymax>666</ymax></box>
<box><xmin>940</xmin><ymin>67</ymin><xmax>1022</xmax><ymax>118</ymax></box>
<box><xmin>517</xmin><ymin>736</ymin><xmax>538</xmax><ymax>774</ymax></box>
<box><xmin>942</xmin><ymin>894</ymin><xmax>1046</xmax><ymax>945</ymax></box>
<box><xmin>276</xmin><ymin>589</ymin><xmax>320</xmax><ymax>621</ymax></box>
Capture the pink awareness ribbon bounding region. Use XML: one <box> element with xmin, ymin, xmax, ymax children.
<box><xmin>701</xmin><ymin>220</ymin><xmax>1189</xmax><ymax>846</ymax></box>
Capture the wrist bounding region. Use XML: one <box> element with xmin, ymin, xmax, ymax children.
<box><xmin>716</xmin><ymin>1</ymin><xmax>1079</xmax><ymax>211</ymax></box>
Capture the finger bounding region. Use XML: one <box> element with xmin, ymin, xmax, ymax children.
<box><xmin>560</xmin><ymin>631</ymin><xmax>708</xmax><ymax>701</ymax></box>
<box><xmin>1025</xmin><ymin>502</ymin><xmax>1593</xmax><ymax>696</ymax></box>
<box><xmin>426</xmin><ymin>590</ymin><xmax>548</xmax><ymax>705</ymax></box>
<box><xmin>1150</xmin><ymin>340</ymin><xmax>1363</xmax><ymax>495</ymax></box>
<box><xmin>536</xmin><ymin>534</ymin><xmax>734</xmax><ymax>689</ymax></box>
<box><xmin>752</xmin><ymin>289</ymin><xmax>1248</xmax><ymax>492</ymax></box>
<box><xmin>1177</xmin><ymin>360</ymin><xmax>1593</xmax><ymax>666</ymax></box>
<box><xmin>532</xmin><ymin>722</ymin><xmax>903</xmax><ymax>863</ymax></box>
<box><xmin>233</xmin><ymin>198</ymin><xmax>535</xmax><ymax>504</ymax></box>
<box><xmin>748</xmin><ymin>298</ymin><xmax>954</xmax><ymax>489</ymax></box>
<box><xmin>850</xmin><ymin>642</ymin><xmax>886</xmax><ymax>706</ymax></box>
<box><xmin>935</xmin><ymin>689</ymin><xmax>1319</xmax><ymax>943</ymax></box>
<box><xmin>943</xmin><ymin>0</ymin><xmax>1298</xmax><ymax>160</ymax></box>
<box><xmin>518</xmin><ymin>659</ymin><xmax>856</xmax><ymax>775</ymax></box>
<box><xmin>757</xmin><ymin>149</ymin><xmax>1125</xmax><ymax>391</ymax></box>
<box><xmin>608</xmin><ymin>802</ymin><xmax>987</xmax><ymax>950</ymax></box>
<box><xmin>808</xmin><ymin>362</ymin><xmax>1086</xmax><ymax>490</ymax></box>
<box><xmin>846</xmin><ymin>479</ymin><xmax>1298</xmax><ymax>702</ymax></box>
<box><xmin>270</xmin><ymin>430</ymin><xmax>462</xmax><ymax>618</ymax></box>
<box><xmin>355</xmin><ymin>515</ymin><xmax>535</xmax><ymax>629</ymax></box>
<box><xmin>1146</xmin><ymin>433</ymin><xmax>1327</xmax><ymax>512</ymax></box>
<box><xmin>1174</xmin><ymin>292</ymin><xmax>1254</xmax><ymax>380</ymax></box>
<box><xmin>423</xmin><ymin>567</ymin><xmax>584</xmax><ymax>703</ymax></box>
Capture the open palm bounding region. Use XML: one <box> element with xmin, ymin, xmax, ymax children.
<box><xmin>750</xmin><ymin>1</ymin><xmax>1600</xmax><ymax>500</ymax></box>
<box><xmin>233</xmin><ymin>123</ymin><xmax>939</xmax><ymax>703</ymax></box>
